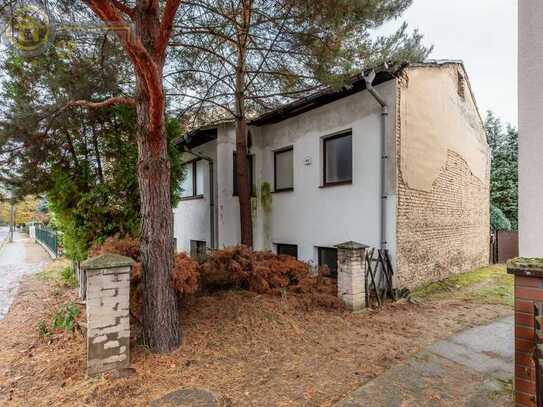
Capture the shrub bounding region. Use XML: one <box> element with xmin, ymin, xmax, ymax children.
<box><xmin>172</xmin><ymin>253</ymin><xmax>200</xmax><ymax>295</ymax></box>
<box><xmin>60</xmin><ymin>265</ymin><xmax>77</xmax><ymax>288</ymax></box>
<box><xmin>50</xmin><ymin>302</ymin><xmax>80</xmax><ymax>333</ymax></box>
<box><xmin>89</xmin><ymin>236</ymin><xmax>141</xmax><ymax>262</ymax></box>
<box><xmin>491</xmin><ymin>205</ymin><xmax>512</xmax><ymax>231</ymax></box>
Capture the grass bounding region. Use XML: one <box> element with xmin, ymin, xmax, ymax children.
<box><xmin>410</xmin><ymin>264</ymin><xmax>513</xmax><ymax>306</ymax></box>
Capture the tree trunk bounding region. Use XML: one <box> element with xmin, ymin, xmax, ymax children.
<box><xmin>136</xmin><ymin>79</ymin><xmax>181</xmax><ymax>353</ymax></box>
<box><xmin>235</xmin><ymin>116</ymin><xmax>253</xmax><ymax>247</ymax></box>
<box><xmin>134</xmin><ymin>4</ymin><xmax>181</xmax><ymax>352</ymax></box>
<box><xmin>235</xmin><ymin>40</ymin><xmax>253</xmax><ymax>247</ymax></box>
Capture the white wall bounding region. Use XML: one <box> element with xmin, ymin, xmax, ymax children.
<box><xmin>173</xmin><ymin>141</ymin><xmax>217</xmax><ymax>253</ymax></box>
<box><xmin>173</xmin><ymin>81</ymin><xmax>398</xmax><ymax>268</ymax></box>
<box><xmin>519</xmin><ymin>0</ymin><xmax>543</xmax><ymax>257</ymax></box>
<box><xmin>254</xmin><ymin>80</ymin><xmax>397</xmax><ymax>265</ymax></box>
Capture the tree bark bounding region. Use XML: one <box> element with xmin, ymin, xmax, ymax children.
<box><xmin>234</xmin><ymin>0</ymin><xmax>254</xmax><ymax>248</ymax></box>
<box><xmin>133</xmin><ymin>3</ymin><xmax>181</xmax><ymax>353</ymax></box>
<box><xmin>136</xmin><ymin>78</ymin><xmax>180</xmax><ymax>352</ymax></box>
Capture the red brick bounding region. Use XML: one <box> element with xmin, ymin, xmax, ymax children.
<box><xmin>516</xmin><ymin>338</ymin><xmax>536</xmax><ymax>353</ymax></box>
<box><xmin>516</xmin><ymin>325</ymin><xmax>535</xmax><ymax>340</ymax></box>
<box><xmin>517</xmin><ymin>351</ymin><xmax>534</xmax><ymax>367</ymax></box>
<box><xmin>515</xmin><ymin>377</ymin><xmax>536</xmax><ymax>395</ymax></box>
<box><xmin>516</xmin><ymin>286</ymin><xmax>543</xmax><ymax>301</ymax></box>
<box><xmin>517</xmin><ymin>299</ymin><xmax>535</xmax><ymax>313</ymax></box>
<box><xmin>516</xmin><ymin>390</ymin><xmax>536</xmax><ymax>407</ymax></box>
<box><xmin>516</xmin><ymin>364</ymin><xmax>534</xmax><ymax>381</ymax></box>
<box><xmin>516</xmin><ymin>312</ymin><xmax>534</xmax><ymax>327</ymax></box>
<box><xmin>517</xmin><ymin>276</ymin><xmax>543</xmax><ymax>288</ymax></box>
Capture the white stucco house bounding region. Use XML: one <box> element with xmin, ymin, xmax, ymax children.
<box><xmin>174</xmin><ymin>61</ymin><xmax>490</xmax><ymax>289</ymax></box>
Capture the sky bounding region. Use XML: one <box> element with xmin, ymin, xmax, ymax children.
<box><xmin>380</xmin><ymin>0</ymin><xmax>518</xmax><ymax>127</ymax></box>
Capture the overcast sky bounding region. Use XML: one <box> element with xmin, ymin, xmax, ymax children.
<box><xmin>380</xmin><ymin>0</ymin><xmax>518</xmax><ymax>127</ymax></box>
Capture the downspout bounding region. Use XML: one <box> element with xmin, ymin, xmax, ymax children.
<box><xmin>363</xmin><ymin>71</ymin><xmax>389</xmax><ymax>251</ymax></box>
<box><xmin>183</xmin><ymin>149</ymin><xmax>216</xmax><ymax>249</ymax></box>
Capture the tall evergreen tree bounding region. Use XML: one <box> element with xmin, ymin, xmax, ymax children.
<box><xmin>485</xmin><ymin>111</ymin><xmax>518</xmax><ymax>230</ymax></box>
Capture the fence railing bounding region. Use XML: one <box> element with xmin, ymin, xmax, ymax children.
<box><xmin>35</xmin><ymin>226</ymin><xmax>59</xmax><ymax>258</ymax></box>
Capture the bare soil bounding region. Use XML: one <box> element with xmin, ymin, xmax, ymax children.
<box><xmin>0</xmin><ymin>274</ymin><xmax>511</xmax><ymax>406</ymax></box>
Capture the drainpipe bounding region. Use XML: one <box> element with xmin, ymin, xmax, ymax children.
<box><xmin>183</xmin><ymin>150</ymin><xmax>216</xmax><ymax>249</ymax></box>
<box><xmin>363</xmin><ymin>71</ymin><xmax>388</xmax><ymax>251</ymax></box>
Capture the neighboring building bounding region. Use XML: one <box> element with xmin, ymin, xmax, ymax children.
<box><xmin>174</xmin><ymin>61</ymin><xmax>490</xmax><ymax>289</ymax></box>
<box><xmin>519</xmin><ymin>0</ymin><xmax>543</xmax><ymax>257</ymax></box>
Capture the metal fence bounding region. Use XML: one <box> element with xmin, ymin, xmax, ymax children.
<box><xmin>35</xmin><ymin>226</ymin><xmax>59</xmax><ymax>258</ymax></box>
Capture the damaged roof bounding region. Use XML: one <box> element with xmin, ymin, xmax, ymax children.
<box><xmin>177</xmin><ymin>60</ymin><xmax>468</xmax><ymax>149</ymax></box>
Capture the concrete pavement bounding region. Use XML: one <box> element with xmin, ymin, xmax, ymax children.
<box><xmin>335</xmin><ymin>316</ymin><xmax>514</xmax><ymax>406</ymax></box>
<box><xmin>0</xmin><ymin>231</ymin><xmax>51</xmax><ymax>320</ymax></box>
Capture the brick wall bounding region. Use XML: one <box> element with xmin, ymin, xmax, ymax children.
<box><xmin>513</xmin><ymin>274</ymin><xmax>540</xmax><ymax>406</ymax></box>
<box><xmin>395</xmin><ymin>74</ymin><xmax>490</xmax><ymax>289</ymax></box>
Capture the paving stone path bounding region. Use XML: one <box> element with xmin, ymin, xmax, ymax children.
<box><xmin>0</xmin><ymin>230</ymin><xmax>51</xmax><ymax>320</ymax></box>
<box><xmin>335</xmin><ymin>316</ymin><xmax>514</xmax><ymax>406</ymax></box>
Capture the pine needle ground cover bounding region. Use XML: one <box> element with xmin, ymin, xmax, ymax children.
<box><xmin>0</xmin><ymin>262</ymin><xmax>511</xmax><ymax>406</ymax></box>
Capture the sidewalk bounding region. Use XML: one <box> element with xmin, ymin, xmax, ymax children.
<box><xmin>335</xmin><ymin>316</ymin><xmax>513</xmax><ymax>406</ymax></box>
<box><xmin>0</xmin><ymin>231</ymin><xmax>51</xmax><ymax>320</ymax></box>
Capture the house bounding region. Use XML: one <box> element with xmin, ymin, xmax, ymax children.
<box><xmin>174</xmin><ymin>60</ymin><xmax>490</xmax><ymax>289</ymax></box>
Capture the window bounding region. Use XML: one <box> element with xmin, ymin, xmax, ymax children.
<box><xmin>276</xmin><ymin>244</ymin><xmax>298</xmax><ymax>259</ymax></box>
<box><xmin>190</xmin><ymin>240</ymin><xmax>207</xmax><ymax>261</ymax></box>
<box><xmin>274</xmin><ymin>147</ymin><xmax>294</xmax><ymax>192</ymax></box>
<box><xmin>323</xmin><ymin>131</ymin><xmax>352</xmax><ymax>186</ymax></box>
<box><xmin>180</xmin><ymin>159</ymin><xmax>205</xmax><ymax>199</ymax></box>
<box><xmin>318</xmin><ymin>247</ymin><xmax>338</xmax><ymax>277</ymax></box>
<box><xmin>233</xmin><ymin>153</ymin><xmax>254</xmax><ymax>196</ymax></box>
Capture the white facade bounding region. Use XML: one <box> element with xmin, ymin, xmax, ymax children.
<box><xmin>174</xmin><ymin>79</ymin><xmax>397</xmax><ymax>268</ymax></box>
<box><xmin>519</xmin><ymin>0</ymin><xmax>543</xmax><ymax>257</ymax></box>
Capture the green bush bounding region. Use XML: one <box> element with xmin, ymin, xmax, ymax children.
<box><xmin>51</xmin><ymin>302</ymin><xmax>80</xmax><ymax>333</ymax></box>
<box><xmin>60</xmin><ymin>266</ymin><xmax>77</xmax><ymax>288</ymax></box>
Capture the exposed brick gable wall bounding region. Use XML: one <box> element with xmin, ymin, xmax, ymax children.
<box><xmin>395</xmin><ymin>72</ymin><xmax>490</xmax><ymax>289</ymax></box>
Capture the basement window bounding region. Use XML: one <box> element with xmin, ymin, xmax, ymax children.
<box><xmin>190</xmin><ymin>240</ymin><xmax>207</xmax><ymax>261</ymax></box>
<box><xmin>318</xmin><ymin>247</ymin><xmax>338</xmax><ymax>277</ymax></box>
<box><xmin>274</xmin><ymin>146</ymin><xmax>294</xmax><ymax>192</ymax></box>
<box><xmin>233</xmin><ymin>153</ymin><xmax>255</xmax><ymax>196</ymax></box>
<box><xmin>180</xmin><ymin>159</ymin><xmax>205</xmax><ymax>199</ymax></box>
<box><xmin>323</xmin><ymin>131</ymin><xmax>352</xmax><ymax>186</ymax></box>
<box><xmin>276</xmin><ymin>243</ymin><xmax>298</xmax><ymax>259</ymax></box>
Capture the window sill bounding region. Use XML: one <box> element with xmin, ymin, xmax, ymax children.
<box><xmin>272</xmin><ymin>188</ymin><xmax>294</xmax><ymax>194</ymax></box>
<box><xmin>179</xmin><ymin>195</ymin><xmax>205</xmax><ymax>201</ymax></box>
<box><xmin>319</xmin><ymin>181</ymin><xmax>353</xmax><ymax>189</ymax></box>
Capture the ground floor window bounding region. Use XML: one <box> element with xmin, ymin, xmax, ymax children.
<box><xmin>276</xmin><ymin>243</ymin><xmax>298</xmax><ymax>259</ymax></box>
<box><xmin>190</xmin><ymin>240</ymin><xmax>207</xmax><ymax>261</ymax></box>
<box><xmin>318</xmin><ymin>247</ymin><xmax>338</xmax><ymax>277</ymax></box>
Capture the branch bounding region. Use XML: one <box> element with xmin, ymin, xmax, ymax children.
<box><xmin>111</xmin><ymin>0</ymin><xmax>135</xmax><ymax>18</ymax></box>
<box><xmin>55</xmin><ymin>97</ymin><xmax>136</xmax><ymax>118</ymax></box>
<box><xmin>157</xmin><ymin>0</ymin><xmax>183</xmax><ymax>61</ymax></box>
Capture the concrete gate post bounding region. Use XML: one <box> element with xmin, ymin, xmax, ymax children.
<box><xmin>335</xmin><ymin>241</ymin><xmax>369</xmax><ymax>311</ymax></box>
<box><xmin>508</xmin><ymin>258</ymin><xmax>543</xmax><ymax>407</ymax></box>
<box><xmin>82</xmin><ymin>253</ymin><xmax>133</xmax><ymax>376</ymax></box>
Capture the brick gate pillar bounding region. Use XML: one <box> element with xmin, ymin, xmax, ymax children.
<box><xmin>82</xmin><ymin>253</ymin><xmax>133</xmax><ymax>376</ymax></box>
<box><xmin>335</xmin><ymin>241</ymin><xmax>369</xmax><ymax>311</ymax></box>
<box><xmin>508</xmin><ymin>258</ymin><xmax>543</xmax><ymax>407</ymax></box>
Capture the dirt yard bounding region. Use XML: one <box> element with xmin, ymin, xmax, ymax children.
<box><xmin>0</xmin><ymin>264</ymin><xmax>512</xmax><ymax>406</ymax></box>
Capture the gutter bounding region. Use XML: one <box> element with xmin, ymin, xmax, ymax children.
<box><xmin>182</xmin><ymin>149</ymin><xmax>217</xmax><ymax>249</ymax></box>
<box><xmin>363</xmin><ymin>71</ymin><xmax>389</xmax><ymax>251</ymax></box>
